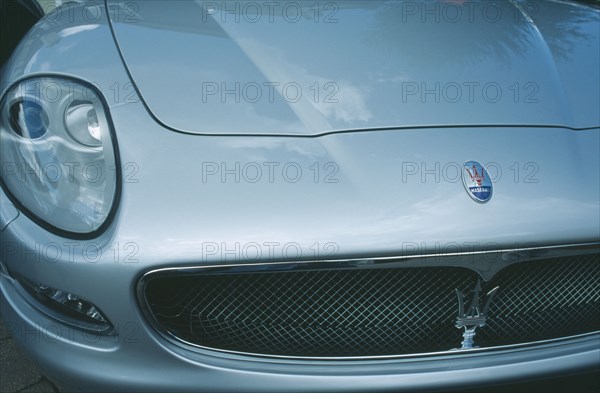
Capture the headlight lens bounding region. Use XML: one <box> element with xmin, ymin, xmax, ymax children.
<box><xmin>9</xmin><ymin>100</ymin><xmax>49</xmax><ymax>139</ymax></box>
<box><xmin>0</xmin><ymin>77</ymin><xmax>119</xmax><ymax>236</ymax></box>
<box><xmin>16</xmin><ymin>274</ymin><xmax>113</xmax><ymax>333</ymax></box>
<box><xmin>64</xmin><ymin>100</ymin><xmax>103</xmax><ymax>147</ymax></box>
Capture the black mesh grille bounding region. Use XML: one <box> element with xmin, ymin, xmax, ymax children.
<box><xmin>478</xmin><ymin>255</ymin><xmax>600</xmax><ymax>346</ymax></box>
<box><xmin>143</xmin><ymin>254</ymin><xmax>600</xmax><ymax>357</ymax></box>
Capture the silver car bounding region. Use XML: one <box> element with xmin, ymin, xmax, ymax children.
<box><xmin>1</xmin><ymin>0</ymin><xmax>599</xmax><ymax>392</ymax></box>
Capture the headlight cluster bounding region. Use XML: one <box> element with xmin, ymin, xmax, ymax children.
<box><xmin>0</xmin><ymin>77</ymin><xmax>119</xmax><ymax>236</ymax></box>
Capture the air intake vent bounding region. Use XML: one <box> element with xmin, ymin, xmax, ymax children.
<box><xmin>141</xmin><ymin>254</ymin><xmax>600</xmax><ymax>358</ymax></box>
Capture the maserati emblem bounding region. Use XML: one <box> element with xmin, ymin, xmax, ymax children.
<box><xmin>455</xmin><ymin>279</ymin><xmax>499</xmax><ymax>350</ymax></box>
<box><xmin>462</xmin><ymin>161</ymin><xmax>493</xmax><ymax>203</ymax></box>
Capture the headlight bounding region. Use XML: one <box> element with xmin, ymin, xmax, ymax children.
<box><xmin>0</xmin><ymin>77</ymin><xmax>119</xmax><ymax>236</ymax></box>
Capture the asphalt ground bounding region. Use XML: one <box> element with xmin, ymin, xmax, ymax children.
<box><xmin>0</xmin><ymin>318</ymin><xmax>59</xmax><ymax>393</ymax></box>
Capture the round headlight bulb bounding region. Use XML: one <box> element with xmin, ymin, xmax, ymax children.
<box><xmin>64</xmin><ymin>101</ymin><xmax>103</xmax><ymax>147</ymax></box>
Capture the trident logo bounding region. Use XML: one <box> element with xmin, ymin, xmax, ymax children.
<box><xmin>455</xmin><ymin>279</ymin><xmax>499</xmax><ymax>350</ymax></box>
<box><xmin>466</xmin><ymin>164</ymin><xmax>485</xmax><ymax>186</ymax></box>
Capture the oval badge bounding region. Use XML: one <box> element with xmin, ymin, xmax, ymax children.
<box><xmin>462</xmin><ymin>161</ymin><xmax>493</xmax><ymax>203</ymax></box>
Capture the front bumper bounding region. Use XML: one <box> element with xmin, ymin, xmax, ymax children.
<box><xmin>2</xmin><ymin>251</ymin><xmax>599</xmax><ymax>393</ymax></box>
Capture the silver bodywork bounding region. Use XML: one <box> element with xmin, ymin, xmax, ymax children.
<box><xmin>1</xmin><ymin>0</ymin><xmax>599</xmax><ymax>391</ymax></box>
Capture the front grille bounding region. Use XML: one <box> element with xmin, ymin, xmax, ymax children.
<box><xmin>142</xmin><ymin>254</ymin><xmax>600</xmax><ymax>358</ymax></box>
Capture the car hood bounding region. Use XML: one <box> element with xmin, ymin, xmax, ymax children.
<box><xmin>108</xmin><ymin>0</ymin><xmax>600</xmax><ymax>135</ymax></box>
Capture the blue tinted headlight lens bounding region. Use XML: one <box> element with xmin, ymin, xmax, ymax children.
<box><xmin>9</xmin><ymin>100</ymin><xmax>49</xmax><ymax>139</ymax></box>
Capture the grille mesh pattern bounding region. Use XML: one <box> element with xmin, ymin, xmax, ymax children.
<box><xmin>143</xmin><ymin>254</ymin><xmax>600</xmax><ymax>357</ymax></box>
<box><xmin>478</xmin><ymin>255</ymin><xmax>600</xmax><ymax>346</ymax></box>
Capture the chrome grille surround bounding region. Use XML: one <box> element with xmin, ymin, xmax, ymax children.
<box><xmin>138</xmin><ymin>244</ymin><xmax>600</xmax><ymax>359</ymax></box>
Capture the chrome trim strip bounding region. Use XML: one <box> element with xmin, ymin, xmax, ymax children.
<box><xmin>137</xmin><ymin>242</ymin><xmax>600</xmax><ymax>361</ymax></box>
<box><xmin>151</xmin><ymin>329</ymin><xmax>600</xmax><ymax>362</ymax></box>
<box><xmin>140</xmin><ymin>242</ymin><xmax>600</xmax><ymax>280</ymax></box>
